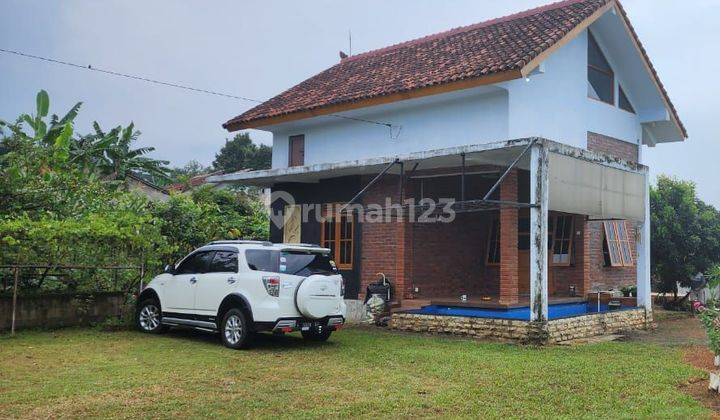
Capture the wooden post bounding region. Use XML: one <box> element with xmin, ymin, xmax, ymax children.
<box><xmin>11</xmin><ymin>266</ymin><xmax>19</xmax><ymax>336</ymax></box>
<box><xmin>529</xmin><ymin>141</ymin><xmax>549</xmax><ymax>322</ymax></box>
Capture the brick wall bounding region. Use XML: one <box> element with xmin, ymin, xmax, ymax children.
<box><xmin>584</xmin><ymin>220</ymin><xmax>637</xmax><ymax>292</ymax></box>
<box><xmin>410</xmin><ymin>213</ymin><xmax>493</xmax><ymax>298</ymax></box>
<box><xmin>499</xmin><ymin>170</ymin><xmax>519</xmax><ymax>304</ymax></box>
<box><xmin>587</xmin><ymin>132</ymin><xmax>639</xmax><ymax>162</ymax></box>
<box><xmin>359</xmin><ymin>175</ymin><xmax>413</xmax><ymax>300</ymax></box>
<box><xmin>1</xmin><ymin>292</ymin><xmax>125</xmax><ymax>331</ymax></box>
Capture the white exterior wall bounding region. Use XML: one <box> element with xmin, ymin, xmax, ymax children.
<box><xmin>505</xmin><ymin>31</ymin><xmax>642</xmax><ymax>155</ymax></box>
<box><xmin>268</xmin><ymin>29</ymin><xmax>645</xmax><ymax>169</ymax></box>
<box><xmin>271</xmin><ymin>90</ymin><xmax>508</xmax><ymax>168</ymax></box>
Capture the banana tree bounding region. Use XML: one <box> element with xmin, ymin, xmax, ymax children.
<box><xmin>85</xmin><ymin>122</ymin><xmax>170</xmax><ymax>181</ymax></box>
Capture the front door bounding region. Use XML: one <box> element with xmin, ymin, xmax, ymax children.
<box><xmin>165</xmin><ymin>251</ymin><xmax>214</xmax><ymax>312</ymax></box>
<box><xmin>194</xmin><ymin>250</ymin><xmax>240</xmax><ymax>315</ymax></box>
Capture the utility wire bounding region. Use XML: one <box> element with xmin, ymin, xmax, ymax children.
<box><xmin>0</xmin><ymin>47</ymin><xmax>397</xmax><ymax>132</ymax></box>
<box><xmin>0</xmin><ymin>48</ymin><xmax>262</xmax><ymax>103</ymax></box>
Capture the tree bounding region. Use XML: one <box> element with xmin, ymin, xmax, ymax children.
<box><xmin>651</xmin><ymin>176</ymin><xmax>720</xmax><ymax>298</ymax></box>
<box><xmin>0</xmin><ymin>90</ymin><xmax>269</xmax><ymax>294</ymax></box>
<box><xmin>170</xmin><ymin>160</ymin><xmax>208</xmax><ymax>178</ymax></box>
<box><xmin>212</xmin><ymin>132</ymin><xmax>271</xmax><ymax>173</ymax></box>
<box><xmin>0</xmin><ymin>91</ymin><xmax>170</xmax><ymax>292</ymax></box>
<box><xmin>79</xmin><ymin>122</ymin><xmax>170</xmax><ymax>181</ymax></box>
<box><xmin>152</xmin><ymin>186</ymin><xmax>268</xmax><ymax>262</ymax></box>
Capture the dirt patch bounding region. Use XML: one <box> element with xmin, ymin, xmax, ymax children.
<box><xmin>680</xmin><ymin>346</ymin><xmax>720</xmax><ymax>415</ymax></box>
<box><xmin>623</xmin><ymin>312</ymin><xmax>707</xmax><ymax>346</ymax></box>
<box><xmin>684</xmin><ymin>345</ymin><xmax>716</xmax><ymax>371</ymax></box>
<box><xmin>679</xmin><ymin>380</ymin><xmax>720</xmax><ymax>416</ymax></box>
<box><xmin>625</xmin><ymin>314</ymin><xmax>719</xmax><ymax>414</ymax></box>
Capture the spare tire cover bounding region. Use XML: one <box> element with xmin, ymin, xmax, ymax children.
<box><xmin>295</xmin><ymin>274</ymin><xmax>343</xmax><ymax>319</ymax></box>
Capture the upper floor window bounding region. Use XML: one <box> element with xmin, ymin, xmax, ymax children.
<box><xmin>618</xmin><ymin>85</ymin><xmax>635</xmax><ymax>114</ymax></box>
<box><xmin>587</xmin><ymin>32</ymin><xmax>614</xmax><ymax>105</ymax></box>
<box><xmin>289</xmin><ymin>135</ymin><xmax>305</xmax><ymax>167</ymax></box>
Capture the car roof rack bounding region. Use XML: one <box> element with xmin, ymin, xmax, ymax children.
<box><xmin>205</xmin><ymin>240</ymin><xmax>273</xmax><ymax>246</ymax></box>
<box><xmin>281</xmin><ymin>242</ymin><xmax>322</xmax><ymax>248</ymax></box>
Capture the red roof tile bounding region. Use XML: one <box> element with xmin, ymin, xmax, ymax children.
<box><xmin>224</xmin><ymin>0</ymin><xmax>685</xmax><ymax>138</ymax></box>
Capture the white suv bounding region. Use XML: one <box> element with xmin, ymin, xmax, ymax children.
<box><xmin>136</xmin><ymin>241</ymin><xmax>346</xmax><ymax>349</ymax></box>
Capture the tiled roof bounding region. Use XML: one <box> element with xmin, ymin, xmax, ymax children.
<box><xmin>167</xmin><ymin>170</ymin><xmax>224</xmax><ymax>192</ymax></box>
<box><xmin>224</xmin><ymin>0</ymin><xmax>686</xmax><ymax>138</ymax></box>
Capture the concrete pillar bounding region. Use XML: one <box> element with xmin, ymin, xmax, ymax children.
<box><xmin>529</xmin><ymin>142</ymin><xmax>549</xmax><ymax>322</ymax></box>
<box><xmin>499</xmin><ymin>170</ymin><xmax>519</xmax><ymax>305</ymax></box>
<box><xmin>636</xmin><ymin>169</ymin><xmax>651</xmax><ymax>310</ymax></box>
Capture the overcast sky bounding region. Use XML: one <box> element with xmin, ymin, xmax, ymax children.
<box><xmin>1</xmin><ymin>1</ymin><xmax>718</xmax><ymax>205</ymax></box>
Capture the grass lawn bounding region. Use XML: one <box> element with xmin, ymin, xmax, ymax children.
<box><xmin>0</xmin><ymin>327</ymin><xmax>710</xmax><ymax>418</ymax></box>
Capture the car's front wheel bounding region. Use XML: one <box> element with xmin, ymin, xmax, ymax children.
<box><xmin>220</xmin><ymin>308</ymin><xmax>251</xmax><ymax>349</ymax></box>
<box><xmin>301</xmin><ymin>325</ymin><xmax>332</xmax><ymax>342</ymax></box>
<box><xmin>136</xmin><ymin>299</ymin><xmax>167</xmax><ymax>334</ymax></box>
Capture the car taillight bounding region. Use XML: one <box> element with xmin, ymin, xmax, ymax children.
<box><xmin>263</xmin><ymin>276</ymin><xmax>280</xmax><ymax>297</ymax></box>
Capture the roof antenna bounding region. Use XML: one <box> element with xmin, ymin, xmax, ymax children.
<box><xmin>348</xmin><ymin>29</ymin><xmax>352</xmax><ymax>56</ymax></box>
<box><xmin>339</xmin><ymin>29</ymin><xmax>352</xmax><ymax>60</ymax></box>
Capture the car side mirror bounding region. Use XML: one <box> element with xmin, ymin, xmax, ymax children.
<box><xmin>164</xmin><ymin>264</ymin><xmax>175</xmax><ymax>274</ymax></box>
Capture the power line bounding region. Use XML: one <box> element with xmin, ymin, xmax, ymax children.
<box><xmin>0</xmin><ymin>47</ymin><xmax>398</xmax><ymax>133</ymax></box>
<box><xmin>0</xmin><ymin>47</ymin><xmax>263</xmax><ymax>103</ymax></box>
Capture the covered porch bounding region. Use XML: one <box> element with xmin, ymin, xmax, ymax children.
<box><xmin>209</xmin><ymin>137</ymin><xmax>651</xmax><ymax>325</ymax></box>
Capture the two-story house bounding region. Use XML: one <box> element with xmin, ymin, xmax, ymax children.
<box><xmin>211</xmin><ymin>0</ymin><xmax>686</xmax><ymax>342</ymax></box>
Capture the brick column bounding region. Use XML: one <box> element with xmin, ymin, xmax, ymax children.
<box><xmin>395</xmin><ymin>219</ymin><xmax>413</xmax><ymax>300</ymax></box>
<box><xmin>582</xmin><ymin>217</ymin><xmax>592</xmax><ymax>297</ymax></box>
<box><xmin>359</xmin><ymin>175</ymin><xmax>412</xmax><ymax>303</ymax></box>
<box><xmin>499</xmin><ymin>170</ymin><xmax>519</xmax><ymax>305</ymax></box>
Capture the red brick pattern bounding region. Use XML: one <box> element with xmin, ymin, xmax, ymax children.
<box><xmin>410</xmin><ymin>213</ymin><xmax>494</xmax><ymax>298</ymax></box>
<box><xmin>352</xmin><ymin>169</ymin><xmax>636</xmax><ymax>303</ymax></box>
<box><xmin>499</xmin><ymin>170</ymin><xmax>519</xmax><ymax>304</ymax></box>
<box><xmin>587</xmin><ymin>132</ymin><xmax>639</xmax><ymax>162</ymax></box>
<box><xmin>359</xmin><ymin>175</ymin><xmax>413</xmax><ymax>300</ymax></box>
<box><xmin>583</xmin><ymin>220</ymin><xmax>637</xmax><ymax>292</ymax></box>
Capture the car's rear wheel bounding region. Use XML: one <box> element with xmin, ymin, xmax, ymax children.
<box><xmin>220</xmin><ymin>308</ymin><xmax>251</xmax><ymax>349</ymax></box>
<box><xmin>301</xmin><ymin>325</ymin><xmax>332</xmax><ymax>342</ymax></box>
<box><xmin>136</xmin><ymin>299</ymin><xmax>167</xmax><ymax>334</ymax></box>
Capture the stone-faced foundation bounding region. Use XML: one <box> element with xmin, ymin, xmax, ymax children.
<box><xmin>388</xmin><ymin>308</ymin><xmax>651</xmax><ymax>344</ymax></box>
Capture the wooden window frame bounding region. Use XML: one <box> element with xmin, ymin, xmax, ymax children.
<box><xmin>603</xmin><ymin>220</ymin><xmax>634</xmax><ymax>267</ymax></box>
<box><xmin>288</xmin><ymin>134</ymin><xmax>305</xmax><ymax>167</ymax></box>
<box><xmin>320</xmin><ymin>204</ymin><xmax>354</xmax><ymax>270</ymax></box>
<box><xmin>486</xmin><ymin>217</ymin><xmax>501</xmax><ymax>266</ymax></box>
<box><xmin>587</xmin><ymin>32</ymin><xmax>615</xmax><ymax>106</ymax></box>
<box><xmin>550</xmin><ymin>214</ymin><xmax>574</xmax><ymax>267</ymax></box>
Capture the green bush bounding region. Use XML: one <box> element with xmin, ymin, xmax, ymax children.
<box><xmin>699</xmin><ymin>306</ymin><xmax>720</xmax><ymax>355</ymax></box>
<box><xmin>0</xmin><ymin>90</ymin><xmax>268</xmax><ymax>294</ymax></box>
